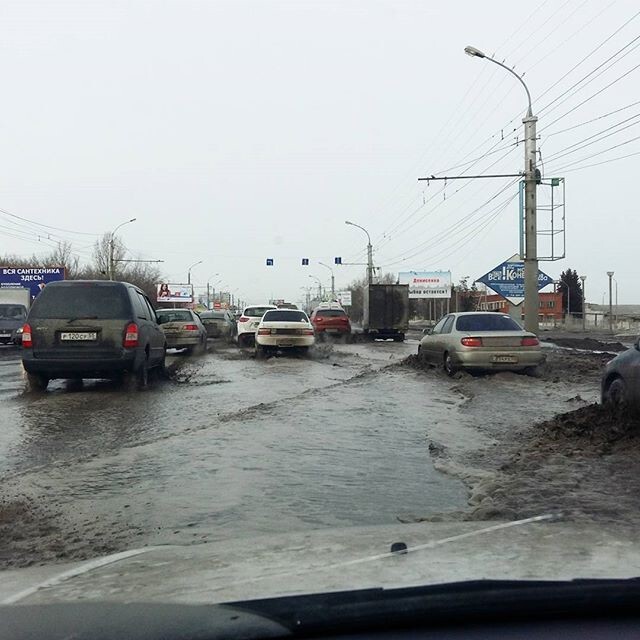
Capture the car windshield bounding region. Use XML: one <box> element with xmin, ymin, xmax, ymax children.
<box><xmin>156</xmin><ymin>310</ymin><xmax>192</xmax><ymax>324</ymax></box>
<box><xmin>262</xmin><ymin>310</ymin><xmax>308</xmax><ymax>322</ymax></box>
<box><xmin>315</xmin><ymin>309</ymin><xmax>346</xmax><ymax>317</ymax></box>
<box><xmin>28</xmin><ymin>284</ymin><xmax>129</xmax><ymax>319</ymax></box>
<box><xmin>455</xmin><ymin>314</ymin><xmax>522</xmax><ymax>332</ymax></box>
<box><xmin>0</xmin><ymin>304</ymin><xmax>27</xmax><ymax>319</ymax></box>
<box><xmin>1</xmin><ymin>0</ymin><xmax>637</xmax><ymax>622</ymax></box>
<box><xmin>244</xmin><ymin>307</ymin><xmax>274</xmax><ymax>317</ymax></box>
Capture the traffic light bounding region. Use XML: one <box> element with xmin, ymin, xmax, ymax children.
<box><xmin>334</xmin><ymin>257</ymin><xmax>342</xmax><ymax>265</ymax></box>
<box><xmin>302</xmin><ymin>258</ymin><xmax>309</xmax><ymax>265</ymax></box>
<box><xmin>266</xmin><ymin>258</ymin><xmax>274</xmax><ymax>266</ymax></box>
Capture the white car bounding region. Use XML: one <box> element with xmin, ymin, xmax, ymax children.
<box><xmin>255</xmin><ymin>309</ymin><xmax>315</xmax><ymax>357</ymax></box>
<box><xmin>236</xmin><ymin>304</ymin><xmax>277</xmax><ymax>347</ymax></box>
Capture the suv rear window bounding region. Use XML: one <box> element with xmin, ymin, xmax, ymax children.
<box><xmin>262</xmin><ymin>310</ymin><xmax>308</xmax><ymax>322</ymax></box>
<box><xmin>28</xmin><ymin>284</ymin><xmax>130</xmax><ymax>320</ymax></box>
<box><xmin>156</xmin><ymin>310</ymin><xmax>193</xmax><ymax>324</ymax></box>
<box><xmin>244</xmin><ymin>307</ymin><xmax>275</xmax><ymax>317</ymax></box>
<box><xmin>455</xmin><ymin>314</ymin><xmax>522</xmax><ymax>332</ymax></box>
<box><xmin>315</xmin><ymin>309</ymin><xmax>346</xmax><ymax>318</ymax></box>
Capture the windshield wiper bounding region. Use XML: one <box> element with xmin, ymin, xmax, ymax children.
<box><xmin>67</xmin><ymin>316</ymin><xmax>98</xmax><ymax>323</ymax></box>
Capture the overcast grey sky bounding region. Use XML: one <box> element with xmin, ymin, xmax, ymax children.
<box><xmin>0</xmin><ymin>0</ymin><xmax>637</xmax><ymax>305</ymax></box>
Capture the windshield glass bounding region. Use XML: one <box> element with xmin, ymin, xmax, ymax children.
<box><xmin>28</xmin><ymin>284</ymin><xmax>129</xmax><ymax>319</ymax></box>
<box><xmin>456</xmin><ymin>314</ymin><xmax>522</xmax><ymax>332</ymax></box>
<box><xmin>315</xmin><ymin>309</ymin><xmax>347</xmax><ymax>318</ymax></box>
<box><xmin>156</xmin><ymin>310</ymin><xmax>192</xmax><ymax>324</ymax></box>
<box><xmin>262</xmin><ymin>310</ymin><xmax>308</xmax><ymax>322</ymax></box>
<box><xmin>0</xmin><ymin>0</ymin><xmax>636</xmax><ymax>619</ymax></box>
<box><xmin>0</xmin><ymin>304</ymin><xmax>27</xmax><ymax>319</ymax></box>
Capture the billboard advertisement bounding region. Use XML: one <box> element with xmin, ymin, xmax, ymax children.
<box><xmin>156</xmin><ymin>283</ymin><xmax>194</xmax><ymax>303</ymax></box>
<box><xmin>0</xmin><ymin>266</ymin><xmax>66</xmax><ymax>299</ymax></box>
<box><xmin>476</xmin><ymin>255</ymin><xmax>553</xmax><ymax>305</ymax></box>
<box><xmin>398</xmin><ymin>271</ymin><xmax>452</xmax><ymax>299</ymax></box>
<box><xmin>337</xmin><ymin>290</ymin><xmax>352</xmax><ymax>306</ymax></box>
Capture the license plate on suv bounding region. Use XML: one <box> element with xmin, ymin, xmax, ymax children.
<box><xmin>60</xmin><ymin>332</ymin><xmax>97</xmax><ymax>341</ymax></box>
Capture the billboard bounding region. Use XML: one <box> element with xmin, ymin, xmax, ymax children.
<box><xmin>0</xmin><ymin>266</ymin><xmax>66</xmax><ymax>299</ymax></box>
<box><xmin>156</xmin><ymin>283</ymin><xmax>194</xmax><ymax>303</ymax></box>
<box><xmin>476</xmin><ymin>255</ymin><xmax>553</xmax><ymax>305</ymax></box>
<box><xmin>337</xmin><ymin>290</ymin><xmax>352</xmax><ymax>306</ymax></box>
<box><xmin>398</xmin><ymin>271</ymin><xmax>452</xmax><ymax>299</ymax></box>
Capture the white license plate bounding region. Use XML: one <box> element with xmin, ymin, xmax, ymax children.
<box><xmin>0</xmin><ymin>332</ymin><xmax>11</xmax><ymax>337</ymax></box>
<box><xmin>492</xmin><ymin>355</ymin><xmax>517</xmax><ymax>363</ymax></box>
<box><xmin>278</xmin><ymin>341</ymin><xmax>293</xmax><ymax>347</ymax></box>
<box><xmin>60</xmin><ymin>332</ymin><xmax>97</xmax><ymax>341</ymax></box>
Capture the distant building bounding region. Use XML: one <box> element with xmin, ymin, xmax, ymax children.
<box><xmin>477</xmin><ymin>292</ymin><xmax>564</xmax><ymax>322</ymax></box>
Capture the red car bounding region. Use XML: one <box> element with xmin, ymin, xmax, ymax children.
<box><xmin>310</xmin><ymin>305</ymin><xmax>352</xmax><ymax>340</ymax></box>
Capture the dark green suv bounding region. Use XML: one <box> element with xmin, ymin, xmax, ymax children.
<box><xmin>21</xmin><ymin>280</ymin><xmax>166</xmax><ymax>391</ymax></box>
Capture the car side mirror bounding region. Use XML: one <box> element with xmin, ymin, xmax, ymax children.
<box><xmin>422</xmin><ymin>328</ymin><xmax>432</xmax><ymax>336</ymax></box>
<box><xmin>635</xmin><ymin>338</ymin><xmax>640</xmax><ymax>351</ymax></box>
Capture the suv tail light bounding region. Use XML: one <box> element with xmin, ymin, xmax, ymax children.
<box><xmin>238</xmin><ymin>316</ymin><xmax>250</xmax><ymax>323</ymax></box>
<box><xmin>184</xmin><ymin>324</ymin><xmax>198</xmax><ymax>331</ymax></box>
<box><xmin>521</xmin><ymin>336</ymin><xmax>539</xmax><ymax>347</ymax></box>
<box><xmin>257</xmin><ymin>328</ymin><xmax>271</xmax><ymax>335</ymax></box>
<box><xmin>124</xmin><ymin>322</ymin><xmax>139</xmax><ymax>348</ymax></box>
<box><xmin>22</xmin><ymin>323</ymin><xmax>33</xmax><ymax>348</ymax></box>
<box><xmin>461</xmin><ymin>337</ymin><xmax>482</xmax><ymax>347</ymax></box>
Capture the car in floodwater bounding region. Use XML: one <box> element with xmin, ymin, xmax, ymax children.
<box><xmin>418</xmin><ymin>311</ymin><xmax>544</xmax><ymax>376</ymax></box>
<box><xmin>601</xmin><ymin>338</ymin><xmax>640</xmax><ymax>414</ymax></box>
<box><xmin>156</xmin><ymin>308</ymin><xmax>208</xmax><ymax>353</ymax></box>
<box><xmin>310</xmin><ymin>303</ymin><xmax>352</xmax><ymax>341</ymax></box>
<box><xmin>236</xmin><ymin>304</ymin><xmax>277</xmax><ymax>347</ymax></box>
<box><xmin>255</xmin><ymin>308</ymin><xmax>315</xmax><ymax>357</ymax></box>
<box><xmin>199</xmin><ymin>309</ymin><xmax>236</xmax><ymax>340</ymax></box>
<box><xmin>21</xmin><ymin>280</ymin><xmax>166</xmax><ymax>390</ymax></box>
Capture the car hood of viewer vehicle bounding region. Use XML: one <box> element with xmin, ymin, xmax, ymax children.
<box><xmin>1</xmin><ymin>518</ymin><xmax>639</xmax><ymax>606</ymax></box>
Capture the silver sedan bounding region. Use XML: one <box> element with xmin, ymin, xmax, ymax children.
<box><xmin>418</xmin><ymin>312</ymin><xmax>544</xmax><ymax>376</ymax></box>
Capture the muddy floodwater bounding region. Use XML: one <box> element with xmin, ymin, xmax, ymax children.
<box><xmin>1</xmin><ymin>335</ymin><xmax>636</xmax><ymax>568</ymax></box>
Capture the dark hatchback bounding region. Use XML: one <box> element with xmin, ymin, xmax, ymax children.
<box><xmin>21</xmin><ymin>280</ymin><xmax>166</xmax><ymax>391</ymax></box>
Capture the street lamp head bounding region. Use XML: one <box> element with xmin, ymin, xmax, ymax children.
<box><xmin>464</xmin><ymin>45</ymin><xmax>485</xmax><ymax>58</ymax></box>
<box><xmin>129</xmin><ymin>217</ymin><xmax>137</xmax><ymax>223</ymax></box>
<box><xmin>607</xmin><ymin>271</ymin><xmax>615</xmax><ymax>277</ymax></box>
<box><xmin>344</xmin><ymin>220</ymin><xmax>353</xmax><ymax>226</ymax></box>
<box><xmin>580</xmin><ymin>275</ymin><xmax>586</xmax><ymax>282</ymax></box>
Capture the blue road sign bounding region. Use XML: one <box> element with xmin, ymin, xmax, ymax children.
<box><xmin>477</xmin><ymin>255</ymin><xmax>553</xmax><ymax>305</ymax></box>
<box><xmin>0</xmin><ymin>266</ymin><xmax>66</xmax><ymax>299</ymax></box>
<box><xmin>266</xmin><ymin>258</ymin><xmax>274</xmax><ymax>266</ymax></box>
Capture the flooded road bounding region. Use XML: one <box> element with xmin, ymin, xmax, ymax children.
<box><xmin>0</xmin><ymin>339</ymin><xmax>473</xmax><ymax>567</ymax></box>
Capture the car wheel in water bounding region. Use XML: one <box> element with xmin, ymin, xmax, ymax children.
<box><xmin>443</xmin><ymin>352</ymin><xmax>457</xmax><ymax>377</ymax></box>
<box><xmin>605</xmin><ymin>377</ymin><xmax>629</xmax><ymax>416</ymax></box>
<box><xmin>255</xmin><ymin>344</ymin><xmax>266</xmax><ymax>359</ymax></box>
<box><xmin>299</xmin><ymin>346</ymin><xmax>310</xmax><ymax>357</ymax></box>
<box><xmin>26</xmin><ymin>372</ymin><xmax>49</xmax><ymax>392</ymax></box>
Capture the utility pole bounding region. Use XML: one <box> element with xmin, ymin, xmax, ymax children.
<box><xmin>108</xmin><ymin>218</ymin><xmax>137</xmax><ymax>280</ymax></box>
<box><xmin>187</xmin><ymin>260</ymin><xmax>203</xmax><ymax>285</ymax></box>
<box><xmin>580</xmin><ymin>275</ymin><xmax>586</xmax><ymax>332</ymax></box>
<box><xmin>464</xmin><ymin>46</ymin><xmax>538</xmax><ymax>332</ymax></box>
<box><xmin>318</xmin><ymin>262</ymin><xmax>335</xmax><ymax>299</ymax></box>
<box><xmin>607</xmin><ymin>271</ymin><xmax>614</xmax><ymax>332</ymax></box>
<box><xmin>345</xmin><ymin>220</ymin><xmax>373</xmax><ymax>285</ymax></box>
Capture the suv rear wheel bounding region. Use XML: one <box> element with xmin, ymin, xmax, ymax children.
<box><xmin>26</xmin><ymin>372</ymin><xmax>49</xmax><ymax>392</ymax></box>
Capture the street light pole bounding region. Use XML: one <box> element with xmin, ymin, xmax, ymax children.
<box><xmin>108</xmin><ymin>218</ymin><xmax>137</xmax><ymax>280</ymax></box>
<box><xmin>580</xmin><ymin>275</ymin><xmax>586</xmax><ymax>332</ymax></box>
<box><xmin>345</xmin><ymin>220</ymin><xmax>373</xmax><ymax>285</ymax></box>
<box><xmin>607</xmin><ymin>271</ymin><xmax>614</xmax><ymax>333</ymax></box>
<box><xmin>309</xmin><ymin>275</ymin><xmax>323</xmax><ymax>300</ymax></box>
<box><xmin>465</xmin><ymin>46</ymin><xmax>538</xmax><ymax>333</ymax></box>
<box><xmin>206</xmin><ymin>273</ymin><xmax>220</xmax><ymax>309</ymax></box>
<box><xmin>187</xmin><ymin>260</ymin><xmax>203</xmax><ymax>286</ymax></box>
<box><xmin>318</xmin><ymin>262</ymin><xmax>335</xmax><ymax>298</ymax></box>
